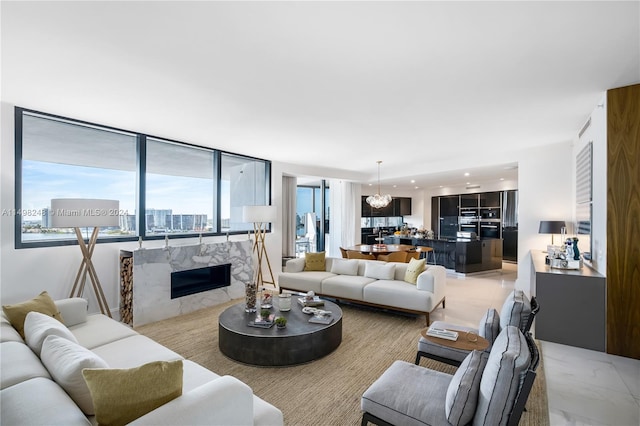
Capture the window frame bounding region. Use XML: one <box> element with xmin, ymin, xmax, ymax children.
<box><xmin>14</xmin><ymin>106</ymin><xmax>272</xmax><ymax>249</ymax></box>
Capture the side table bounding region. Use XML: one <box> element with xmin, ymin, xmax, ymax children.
<box><xmin>416</xmin><ymin>327</ymin><xmax>489</xmax><ymax>367</ymax></box>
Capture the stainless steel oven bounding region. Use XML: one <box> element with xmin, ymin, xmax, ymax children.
<box><xmin>479</xmin><ymin>221</ymin><xmax>500</xmax><ymax>239</ymax></box>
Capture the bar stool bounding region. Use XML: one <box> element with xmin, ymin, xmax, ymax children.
<box><xmin>416</xmin><ymin>246</ymin><xmax>436</xmax><ymax>265</ymax></box>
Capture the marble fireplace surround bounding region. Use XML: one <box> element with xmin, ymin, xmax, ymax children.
<box><xmin>131</xmin><ymin>240</ymin><xmax>253</xmax><ymax>326</ymax></box>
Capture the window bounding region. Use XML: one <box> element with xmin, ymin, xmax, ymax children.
<box><xmin>15</xmin><ymin>108</ymin><xmax>271</xmax><ymax>247</ymax></box>
<box><xmin>221</xmin><ymin>153</ymin><xmax>270</xmax><ymax>232</ymax></box>
<box><xmin>145</xmin><ymin>138</ymin><xmax>214</xmax><ymax>236</ymax></box>
<box><xmin>17</xmin><ymin>110</ymin><xmax>137</xmax><ymax>246</ymax></box>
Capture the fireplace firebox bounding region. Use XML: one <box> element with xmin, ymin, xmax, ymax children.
<box><xmin>171</xmin><ymin>263</ymin><xmax>231</xmax><ymax>299</ymax></box>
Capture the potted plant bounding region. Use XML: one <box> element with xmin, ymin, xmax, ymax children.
<box><xmin>275</xmin><ymin>317</ymin><xmax>287</xmax><ymax>329</ymax></box>
<box><xmin>260</xmin><ymin>309</ymin><xmax>271</xmax><ymax>319</ymax></box>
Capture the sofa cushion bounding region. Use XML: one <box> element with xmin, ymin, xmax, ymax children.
<box><xmin>40</xmin><ymin>335</ymin><xmax>109</xmax><ymax>415</ymax></box>
<box><xmin>2</xmin><ymin>291</ymin><xmax>64</xmax><ymax>338</ymax></box>
<box><xmin>304</xmin><ymin>252</ymin><xmax>326</xmax><ymax>271</ymax></box>
<box><xmin>1</xmin><ymin>312</ymin><xmax>24</xmax><ymax>343</ymax></box>
<box><xmin>0</xmin><ymin>377</ymin><xmax>91</xmax><ymax>426</ymax></box>
<box><xmin>24</xmin><ymin>311</ymin><xmax>79</xmax><ymax>356</ymax></box>
<box><xmin>83</xmin><ymin>360</ymin><xmax>183</xmax><ymax>426</ymax></box>
<box><xmin>499</xmin><ymin>290</ymin><xmax>531</xmax><ymax>331</ymax></box>
<box><xmin>364</xmin><ymin>280</ymin><xmax>434</xmax><ymax>312</ymax></box>
<box><xmin>445</xmin><ymin>350</ymin><xmax>489</xmax><ymax>425</ymax></box>
<box><xmin>68</xmin><ymin>313</ymin><xmax>138</xmax><ymax>349</ymax></box>
<box><xmin>0</xmin><ymin>341</ymin><xmax>51</xmax><ymax>390</ymax></box>
<box><xmin>478</xmin><ymin>308</ymin><xmax>501</xmax><ymax>345</ymax></box>
<box><xmin>330</xmin><ymin>258</ymin><xmax>359</xmax><ymax>276</ymax></box>
<box><xmin>404</xmin><ymin>257</ymin><xmax>426</xmax><ymax>284</ymax></box>
<box><xmin>473</xmin><ymin>326</ymin><xmax>531</xmax><ymax>426</ymax></box>
<box><xmin>361</xmin><ymin>360</ymin><xmax>451</xmax><ymax>426</ymax></box>
<box><xmin>364</xmin><ymin>262</ymin><xmax>396</xmax><ymax>280</ymax></box>
<box><xmin>91</xmin><ymin>335</ymin><xmax>183</xmax><ymax>368</ymax></box>
<box><xmin>321</xmin><ymin>275</ymin><xmax>376</xmax><ymax>301</ymax></box>
<box><xmin>277</xmin><ymin>271</ymin><xmax>334</xmax><ymax>295</ymax></box>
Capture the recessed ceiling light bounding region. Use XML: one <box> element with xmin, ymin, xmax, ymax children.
<box><xmin>464</xmin><ymin>172</ymin><xmax>470</xmax><ymax>177</ymax></box>
<box><xmin>466</xmin><ymin>182</ymin><xmax>470</xmax><ymax>185</ymax></box>
<box><xmin>393</xmin><ymin>185</ymin><xmax>397</xmax><ymax>188</ymax></box>
<box><xmin>500</xmin><ymin>178</ymin><xmax>505</xmax><ymax>181</ymax></box>
<box><xmin>414</xmin><ymin>186</ymin><xmax>419</xmax><ymax>189</ymax></box>
<box><xmin>439</xmin><ymin>185</ymin><xmax>443</xmax><ymax>188</ymax></box>
<box><xmin>410</xmin><ymin>179</ymin><xmax>416</xmax><ymax>184</ymax></box>
<box><xmin>368</xmin><ymin>183</ymin><xmax>372</xmax><ymax>186</ymax></box>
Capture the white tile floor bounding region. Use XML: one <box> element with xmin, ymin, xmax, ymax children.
<box><xmin>435</xmin><ymin>262</ymin><xmax>640</xmax><ymax>426</ymax></box>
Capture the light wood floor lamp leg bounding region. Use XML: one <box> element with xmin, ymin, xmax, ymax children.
<box><xmin>70</xmin><ymin>227</ymin><xmax>112</xmax><ymax>317</ymax></box>
<box><xmin>243</xmin><ymin>205</ymin><xmax>277</xmax><ymax>290</ymax></box>
<box><xmin>51</xmin><ymin>198</ymin><xmax>119</xmax><ymax>318</ymax></box>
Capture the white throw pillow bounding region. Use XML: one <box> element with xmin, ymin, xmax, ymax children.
<box><xmin>40</xmin><ymin>334</ymin><xmax>109</xmax><ymax>415</ymax></box>
<box><xmin>330</xmin><ymin>259</ymin><xmax>359</xmax><ymax>276</ymax></box>
<box><xmin>24</xmin><ymin>311</ymin><xmax>78</xmax><ymax>356</ymax></box>
<box><xmin>364</xmin><ymin>262</ymin><xmax>396</xmax><ymax>280</ymax></box>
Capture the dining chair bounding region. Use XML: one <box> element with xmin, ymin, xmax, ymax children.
<box><xmin>377</xmin><ymin>251</ymin><xmax>407</xmax><ymax>263</ymax></box>
<box><xmin>339</xmin><ymin>247</ymin><xmax>348</xmax><ymax>258</ymax></box>
<box><xmin>347</xmin><ymin>251</ymin><xmax>376</xmax><ymax>260</ymax></box>
<box><xmin>405</xmin><ymin>251</ymin><xmax>420</xmax><ymax>262</ymax></box>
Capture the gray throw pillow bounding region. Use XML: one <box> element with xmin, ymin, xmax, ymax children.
<box><xmin>499</xmin><ymin>290</ymin><xmax>531</xmax><ymax>331</ymax></box>
<box><xmin>478</xmin><ymin>308</ymin><xmax>500</xmax><ymax>345</ymax></box>
<box><xmin>472</xmin><ymin>326</ymin><xmax>531</xmax><ymax>426</ymax></box>
<box><xmin>445</xmin><ymin>350</ymin><xmax>489</xmax><ymax>426</ymax></box>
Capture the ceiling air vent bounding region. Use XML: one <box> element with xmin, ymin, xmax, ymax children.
<box><xmin>466</xmin><ymin>185</ymin><xmax>480</xmax><ymax>190</ymax></box>
<box><xmin>578</xmin><ymin>117</ymin><xmax>591</xmax><ymax>139</ymax></box>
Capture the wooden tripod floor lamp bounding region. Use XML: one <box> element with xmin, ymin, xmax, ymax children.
<box><xmin>51</xmin><ymin>198</ymin><xmax>119</xmax><ymax>317</ymax></box>
<box><xmin>242</xmin><ymin>205</ymin><xmax>276</xmax><ymax>289</ymax></box>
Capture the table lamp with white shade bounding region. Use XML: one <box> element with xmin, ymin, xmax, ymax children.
<box><xmin>242</xmin><ymin>205</ymin><xmax>276</xmax><ymax>289</ymax></box>
<box><xmin>50</xmin><ymin>198</ymin><xmax>119</xmax><ymax>317</ymax></box>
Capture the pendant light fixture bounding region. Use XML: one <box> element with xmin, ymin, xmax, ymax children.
<box><xmin>366</xmin><ymin>161</ymin><xmax>392</xmax><ymax>209</ymax></box>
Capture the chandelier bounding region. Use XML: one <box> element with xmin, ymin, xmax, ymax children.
<box><xmin>366</xmin><ymin>161</ymin><xmax>392</xmax><ymax>209</ymax></box>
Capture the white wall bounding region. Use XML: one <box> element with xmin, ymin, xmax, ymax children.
<box><xmin>573</xmin><ymin>95</ymin><xmax>607</xmax><ymax>274</ymax></box>
<box><xmin>516</xmin><ymin>141</ymin><xmax>574</xmax><ymax>295</ymax></box>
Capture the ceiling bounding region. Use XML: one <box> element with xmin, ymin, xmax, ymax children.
<box><xmin>2</xmin><ymin>1</ymin><xmax>639</xmax><ymax>190</ymax></box>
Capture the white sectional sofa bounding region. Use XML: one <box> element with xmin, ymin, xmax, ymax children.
<box><xmin>0</xmin><ymin>297</ymin><xmax>284</xmax><ymax>426</ymax></box>
<box><xmin>279</xmin><ymin>257</ymin><xmax>446</xmax><ymax>324</ymax></box>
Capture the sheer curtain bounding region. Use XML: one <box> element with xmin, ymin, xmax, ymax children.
<box><xmin>329</xmin><ymin>179</ymin><xmax>360</xmax><ymax>257</ymax></box>
<box><xmin>282</xmin><ymin>175</ymin><xmax>297</xmax><ymax>257</ymax></box>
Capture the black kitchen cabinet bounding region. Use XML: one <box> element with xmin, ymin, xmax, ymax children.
<box><xmin>362</xmin><ymin>196</ymin><xmax>411</xmax><ymax>217</ymax></box>
<box><xmin>395</xmin><ymin>197</ymin><xmax>412</xmax><ymax>216</ymax></box>
<box><xmin>480</xmin><ymin>191</ymin><xmax>501</xmax><ymax>207</ymax></box>
<box><xmin>439</xmin><ymin>195</ymin><xmax>459</xmax><ymax>216</ymax></box>
<box><xmin>460</xmin><ymin>193</ymin><xmax>479</xmax><ymax>208</ymax></box>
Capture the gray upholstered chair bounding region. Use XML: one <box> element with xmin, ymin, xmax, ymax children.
<box><xmin>415</xmin><ymin>290</ymin><xmax>539</xmax><ymax>367</ymax></box>
<box><xmin>362</xmin><ymin>326</ymin><xmax>539</xmax><ymax>426</ymax></box>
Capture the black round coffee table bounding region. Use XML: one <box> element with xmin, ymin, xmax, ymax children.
<box><xmin>218</xmin><ymin>298</ymin><xmax>342</xmax><ymax>366</ymax></box>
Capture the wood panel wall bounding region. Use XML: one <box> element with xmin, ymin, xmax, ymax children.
<box><xmin>607</xmin><ymin>83</ymin><xmax>640</xmax><ymax>359</ymax></box>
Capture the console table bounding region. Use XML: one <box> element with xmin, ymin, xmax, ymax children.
<box><xmin>531</xmin><ymin>250</ymin><xmax>606</xmax><ymax>351</ymax></box>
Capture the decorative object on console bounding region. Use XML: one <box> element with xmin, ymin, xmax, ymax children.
<box><xmin>538</xmin><ymin>220</ymin><xmax>566</xmax><ymax>246</ymax></box>
<box><xmin>242</xmin><ymin>205</ymin><xmax>276</xmax><ymax>288</ymax></box>
<box><xmin>366</xmin><ymin>160</ymin><xmax>392</xmax><ymax>209</ymax></box>
<box><xmin>245</xmin><ymin>281</ymin><xmax>257</xmax><ymax>312</ymax></box>
<box><xmin>50</xmin><ymin>198</ymin><xmax>119</xmax><ymax>317</ymax></box>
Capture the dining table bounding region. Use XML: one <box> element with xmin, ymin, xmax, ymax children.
<box><xmin>345</xmin><ymin>244</ymin><xmax>417</xmax><ymax>257</ymax></box>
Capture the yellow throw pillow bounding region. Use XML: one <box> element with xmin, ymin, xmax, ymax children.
<box><xmin>404</xmin><ymin>257</ymin><xmax>426</xmax><ymax>284</ymax></box>
<box><xmin>304</xmin><ymin>252</ymin><xmax>326</xmax><ymax>271</ymax></box>
<box><xmin>82</xmin><ymin>360</ymin><xmax>183</xmax><ymax>426</ymax></box>
<box><xmin>2</xmin><ymin>291</ymin><xmax>63</xmax><ymax>338</ymax></box>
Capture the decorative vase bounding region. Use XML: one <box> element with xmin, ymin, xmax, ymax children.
<box><xmin>244</xmin><ymin>282</ymin><xmax>257</xmax><ymax>312</ymax></box>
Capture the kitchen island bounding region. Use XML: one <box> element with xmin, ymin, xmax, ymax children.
<box><xmin>383</xmin><ymin>236</ymin><xmax>502</xmax><ymax>273</ymax></box>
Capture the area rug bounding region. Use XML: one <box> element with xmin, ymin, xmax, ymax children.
<box><xmin>135</xmin><ymin>300</ymin><xmax>549</xmax><ymax>426</ymax></box>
